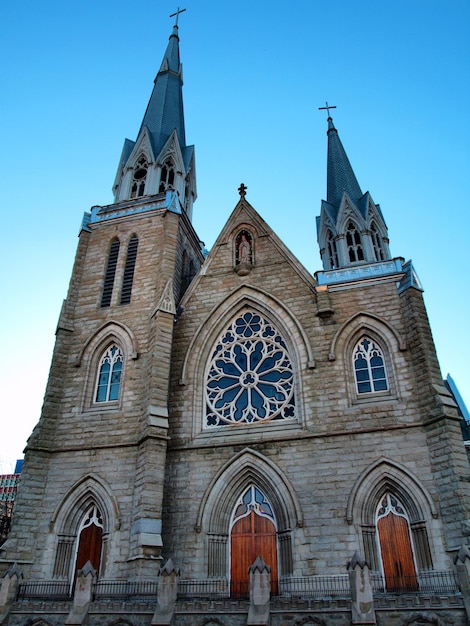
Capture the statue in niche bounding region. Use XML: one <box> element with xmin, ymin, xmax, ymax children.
<box><xmin>235</xmin><ymin>230</ymin><xmax>253</xmax><ymax>275</ymax></box>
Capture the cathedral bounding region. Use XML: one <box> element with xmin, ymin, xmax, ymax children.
<box><xmin>2</xmin><ymin>18</ymin><xmax>470</xmax><ymax>626</ymax></box>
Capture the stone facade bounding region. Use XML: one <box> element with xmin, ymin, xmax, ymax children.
<box><xmin>1</xmin><ymin>20</ymin><xmax>470</xmax><ymax>626</ymax></box>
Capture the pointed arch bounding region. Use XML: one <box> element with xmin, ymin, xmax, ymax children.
<box><xmin>347</xmin><ymin>459</ymin><xmax>436</xmax><ymax>575</ymax></box>
<box><xmin>197</xmin><ymin>449</ymin><xmax>301</xmax><ymax>579</ymax></box>
<box><xmin>50</xmin><ymin>474</ymin><xmax>120</xmax><ymax>580</ymax></box>
<box><xmin>328</xmin><ymin>312</ymin><xmax>406</xmax><ymax>362</ymax></box>
<box><xmin>159</xmin><ymin>156</ymin><xmax>176</xmax><ymax>193</ymax></box>
<box><xmin>130</xmin><ymin>154</ymin><xmax>148</xmax><ymax>198</ymax></box>
<box><xmin>181</xmin><ymin>285</ymin><xmax>314</xmax><ymax>387</ymax></box>
<box><xmin>75</xmin><ymin>321</ymin><xmax>139</xmax><ymax>367</ymax></box>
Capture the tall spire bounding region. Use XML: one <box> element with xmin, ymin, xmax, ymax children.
<box><xmin>326</xmin><ymin>116</ymin><xmax>362</xmax><ymax>208</ymax></box>
<box><xmin>138</xmin><ymin>23</ymin><xmax>186</xmax><ymax>157</ymax></box>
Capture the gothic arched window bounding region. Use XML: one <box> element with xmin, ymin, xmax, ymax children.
<box><xmin>205</xmin><ymin>311</ymin><xmax>295</xmax><ymax>427</ymax></box>
<box><xmin>130</xmin><ymin>156</ymin><xmax>148</xmax><ymax>199</ymax></box>
<box><xmin>346</xmin><ymin>220</ymin><xmax>364</xmax><ymax>263</ymax></box>
<box><xmin>120</xmin><ymin>235</ymin><xmax>138</xmax><ymax>305</ymax></box>
<box><xmin>371</xmin><ymin>222</ymin><xmax>385</xmax><ymax>261</ymax></box>
<box><xmin>95</xmin><ymin>344</ymin><xmax>123</xmax><ymax>403</ymax></box>
<box><xmin>159</xmin><ymin>158</ymin><xmax>175</xmax><ymax>193</ymax></box>
<box><xmin>101</xmin><ymin>238</ymin><xmax>120</xmax><ymax>308</ymax></box>
<box><xmin>326</xmin><ymin>229</ymin><xmax>339</xmax><ymax>269</ymax></box>
<box><xmin>353</xmin><ymin>336</ymin><xmax>388</xmax><ymax>394</ymax></box>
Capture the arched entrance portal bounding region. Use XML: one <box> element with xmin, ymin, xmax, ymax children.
<box><xmin>377</xmin><ymin>494</ymin><xmax>417</xmax><ymax>591</ymax></box>
<box><xmin>230</xmin><ymin>486</ymin><xmax>278</xmax><ymax>596</ymax></box>
<box><xmin>74</xmin><ymin>504</ymin><xmax>103</xmax><ymax>576</ymax></box>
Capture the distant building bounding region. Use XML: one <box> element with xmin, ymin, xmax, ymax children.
<box><xmin>0</xmin><ymin>461</ymin><xmax>22</xmax><ymax>545</ymax></box>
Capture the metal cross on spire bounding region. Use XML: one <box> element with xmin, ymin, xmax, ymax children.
<box><xmin>170</xmin><ymin>6</ymin><xmax>186</xmax><ymax>26</ymax></box>
<box><xmin>318</xmin><ymin>101</ymin><xmax>337</xmax><ymax>118</ymax></box>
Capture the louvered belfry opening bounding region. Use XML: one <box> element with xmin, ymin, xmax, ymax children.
<box><xmin>120</xmin><ymin>235</ymin><xmax>138</xmax><ymax>305</ymax></box>
<box><xmin>101</xmin><ymin>239</ymin><xmax>120</xmax><ymax>308</ymax></box>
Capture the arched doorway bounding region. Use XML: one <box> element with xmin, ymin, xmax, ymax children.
<box><xmin>74</xmin><ymin>504</ymin><xmax>103</xmax><ymax>576</ymax></box>
<box><xmin>230</xmin><ymin>486</ymin><xmax>278</xmax><ymax>596</ymax></box>
<box><xmin>377</xmin><ymin>494</ymin><xmax>417</xmax><ymax>591</ymax></box>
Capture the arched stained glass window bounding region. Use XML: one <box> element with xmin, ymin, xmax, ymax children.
<box><xmin>353</xmin><ymin>337</ymin><xmax>388</xmax><ymax>394</ymax></box>
<box><xmin>95</xmin><ymin>344</ymin><xmax>123</xmax><ymax>403</ymax></box>
<box><xmin>205</xmin><ymin>311</ymin><xmax>295</xmax><ymax>427</ymax></box>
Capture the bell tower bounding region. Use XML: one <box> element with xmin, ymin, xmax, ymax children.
<box><xmin>1</xmin><ymin>16</ymin><xmax>204</xmax><ymax>580</ymax></box>
<box><xmin>316</xmin><ymin>112</ymin><xmax>391</xmax><ymax>270</ymax></box>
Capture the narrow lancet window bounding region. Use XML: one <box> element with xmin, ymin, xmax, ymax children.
<box><xmin>95</xmin><ymin>344</ymin><xmax>123</xmax><ymax>403</ymax></box>
<box><xmin>159</xmin><ymin>158</ymin><xmax>175</xmax><ymax>193</ymax></box>
<box><xmin>346</xmin><ymin>221</ymin><xmax>364</xmax><ymax>262</ymax></box>
<box><xmin>120</xmin><ymin>235</ymin><xmax>138</xmax><ymax>305</ymax></box>
<box><xmin>326</xmin><ymin>229</ymin><xmax>339</xmax><ymax>269</ymax></box>
<box><xmin>353</xmin><ymin>337</ymin><xmax>388</xmax><ymax>394</ymax></box>
<box><xmin>101</xmin><ymin>239</ymin><xmax>120</xmax><ymax>308</ymax></box>
<box><xmin>371</xmin><ymin>223</ymin><xmax>385</xmax><ymax>261</ymax></box>
<box><xmin>130</xmin><ymin>156</ymin><xmax>148</xmax><ymax>198</ymax></box>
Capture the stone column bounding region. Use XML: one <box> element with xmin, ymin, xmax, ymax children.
<box><xmin>348</xmin><ymin>552</ymin><xmax>376</xmax><ymax>625</ymax></box>
<box><xmin>247</xmin><ymin>556</ymin><xmax>271</xmax><ymax>626</ymax></box>
<box><xmin>454</xmin><ymin>545</ymin><xmax>470</xmax><ymax>620</ymax></box>
<box><xmin>151</xmin><ymin>558</ymin><xmax>179</xmax><ymax>625</ymax></box>
<box><xmin>0</xmin><ymin>563</ymin><xmax>22</xmax><ymax>625</ymax></box>
<box><xmin>65</xmin><ymin>561</ymin><xmax>97</xmax><ymax>625</ymax></box>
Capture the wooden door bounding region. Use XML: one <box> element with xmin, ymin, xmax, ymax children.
<box><xmin>378</xmin><ymin>511</ymin><xmax>417</xmax><ymax>591</ymax></box>
<box><xmin>230</xmin><ymin>510</ymin><xmax>278</xmax><ymax>596</ymax></box>
<box><xmin>75</xmin><ymin>523</ymin><xmax>103</xmax><ymax>574</ymax></box>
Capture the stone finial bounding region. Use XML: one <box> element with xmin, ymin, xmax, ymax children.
<box><xmin>249</xmin><ymin>556</ymin><xmax>271</xmax><ymax>574</ymax></box>
<box><xmin>348</xmin><ymin>552</ymin><xmax>376</xmax><ymax>625</ymax></box>
<box><xmin>455</xmin><ymin>544</ymin><xmax>470</xmax><ymax>564</ymax></box>
<box><xmin>77</xmin><ymin>560</ymin><xmax>97</xmax><ymax>578</ymax></box>
<box><xmin>238</xmin><ymin>183</ymin><xmax>247</xmax><ymax>198</ymax></box>
<box><xmin>4</xmin><ymin>563</ymin><xmax>23</xmax><ymax>580</ymax></box>
<box><xmin>348</xmin><ymin>551</ymin><xmax>368</xmax><ymax>570</ymax></box>
<box><xmin>159</xmin><ymin>558</ymin><xmax>180</xmax><ymax>576</ymax></box>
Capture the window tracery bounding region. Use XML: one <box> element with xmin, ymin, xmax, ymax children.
<box><xmin>130</xmin><ymin>156</ymin><xmax>148</xmax><ymax>198</ymax></box>
<box><xmin>205</xmin><ymin>311</ymin><xmax>295</xmax><ymax>427</ymax></box>
<box><xmin>371</xmin><ymin>223</ymin><xmax>385</xmax><ymax>261</ymax></box>
<box><xmin>346</xmin><ymin>220</ymin><xmax>364</xmax><ymax>262</ymax></box>
<box><xmin>95</xmin><ymin>344</ymin><xmax>123</xmax><ymax>403</ymax></box>
<box><xmin>231</xmin><ymin>486</ymin><xmax>276</xmax><ymax>528</ymax></box>
<box><xmin>159</xmin><ymin>158</ymin><xmax>175</xmax><ymax>193</ymax></box>
<box><xmin>326</xmin><ymin>229</ymin><xmax>339</xmax><ymax>269</ymax></box>
<box><xmin>353</xmin><ymin>337</ymin><xmax>388</xmax><ymax>394</ymax></box>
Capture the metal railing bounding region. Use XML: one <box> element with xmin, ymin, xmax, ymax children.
<box><xmin>93</xmin><ymin>579</ymin><xmax>159</xmax><ymax>600</ymax></box>
<box><xmin>16</xmin><ymin>580</ymin><xmax>72</xmax><ymax>601</ymax></box>
<box><xmin>278</xmin><ymin>575</ymin><xmax>350</xmax><ymax>599</ymax></box>
<box><xmin>371</xmin><ymin>571</ymin><xmax>461</xmax><ymax>595</ymax></box>
<box><xmin>178</xmin><ymin>578</ymin><xmax>231</xmax><ymax>599</ymax></box>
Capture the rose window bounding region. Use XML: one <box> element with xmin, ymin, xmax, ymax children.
<box><xmin>205</xmin><ymin>311</ymin><xmax>295</xmax><ymax>427</ymax></box>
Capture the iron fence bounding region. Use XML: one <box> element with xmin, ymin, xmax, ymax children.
<box><xmin>93</xmin><ymin>579</ymin><xmax>159</xmax><ymax>600</ymax></box>
<box><xmin>278</xmin><ymin>574</ymin><xmax>350</xmax><ymax>599</ymax></box>
<box><xmin>178</xmin><ymin>578</ymin><xmax>231</xmax><ymax>599</ymax></box>
<box><xmin>371</xmin><ymin>571</ymin><xmax>461</xmax><ymax>595</ymax></box>
<box><xmin>16</xmin><ymin>580</ymin><xmax>72</xmax><ymax>601</ymax></box>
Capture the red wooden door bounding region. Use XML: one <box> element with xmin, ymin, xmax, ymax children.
<box><xmin>230</xmin><ymin>510</ymin><xmax>277</xmax><ymax>596</ymax></box>
<box><xmin>378</xmin><ymin>511</ymin><xmax>417</xmax><ymax>591</ymax></box>
<box><xmin>75</xmin><ymin>523</ymin><xmax>103</xmax><ymax>574</ymax></box>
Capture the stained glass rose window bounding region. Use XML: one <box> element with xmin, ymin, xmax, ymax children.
<box><xmin>205</xmin><ymin>311</ymin><xmax>295</xmax><ymax>427</ymax></box>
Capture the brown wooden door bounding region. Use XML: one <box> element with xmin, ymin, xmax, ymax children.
<box><xmin>378</xmin><ymin>511</ymin><xmax>417</xmax><ymax>591</ymax></box>
<box><xmin>230</xmin><ymin>510</ymin><xmax>277</xmax><ymax>596</ymax></box>
<box><xmin>75</xmin><ymin>523</ymin><xmax>103</xmax><ymax>574</ymax></box>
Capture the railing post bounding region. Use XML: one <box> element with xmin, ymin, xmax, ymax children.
<box><xmin>454</xmin><ymin>545</ymin><xmax>470</xmax><ymax>619</ymax></box>
<box><xmin>151</xmin><ymin>558</ymin><xmax>179</xmax><ymax>625</ymax></box>
<box><xmin>348</xmin><ymin>552</ymin><xmax>376</xmax><ymax>625</ymax></box>
<box><xmin>65</xmin><ymin>561</ymin><xmax>97</xmax><ymax>625</ymax></box>
<box><xmin>0</xmin><ymin>563</ymin><xmax>22</xmax><ymax>625</ymax></box>
<box><xmin>247</xmin><ymin>556</ymin><xmax>271</xmax><ymax>626</ymax></box>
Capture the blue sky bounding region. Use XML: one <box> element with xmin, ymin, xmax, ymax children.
<box><xmin>1</xmin><ymin>0</ymin><xmax>469</xmax><ymax>469</ymax></box>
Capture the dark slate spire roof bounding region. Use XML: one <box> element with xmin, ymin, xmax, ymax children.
<box><xmin>326</xmin><ymin>116</ymin><xmax>362</xmax><ymax>207</ymax></box>
<box><xmin>138</xmin><ymin>24</ymin><xmax>186</xmax><ymax>156</ymax></box>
